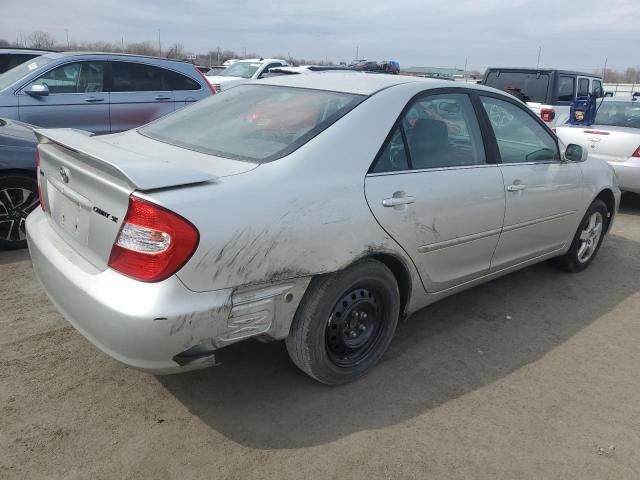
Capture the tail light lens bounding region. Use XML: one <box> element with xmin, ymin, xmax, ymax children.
<box><xmin>194</xmin><ymin>65</ymin><xmax>217</xmax><ymax>94</ymax></box>
<box><xmin>36</xmin><ymin>149</ymin><xmax>45</xmax><ymax>211</ymax></box>
<box><xmin>108</xmin><ymin>196</ymin><xmax>199</xmax><ymax>282</ymax></box>
<box><xmin>633</xmin><ymin>146</ymin><xmax>640</xmax><ymax>158</ymax></box>
<box><xmin>540</xmin><ymin>108</ymin><xmax>556</xmax><ymax>122</ymax></box>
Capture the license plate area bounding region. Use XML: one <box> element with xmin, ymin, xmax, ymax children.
<box><xmin>48</xmin><ymin>179</ymin><xmax>90</xmax><ymax>246</ymax></box>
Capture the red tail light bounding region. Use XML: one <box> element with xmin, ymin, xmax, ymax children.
<box><xmin>194</xmin><ymin>65</ymin><xmax>217</xmax><ymax>94</ymax></box>
<box><xmin>36</xmin><ymin>149</ymin><xmax>45</xmax><ymax>211</ymax></box>
<box><xmin>633</xmin><ymin>146</ymin><xmax>640</xmax><ymax>158</ymax></box>
<box><xmin>540</xmin><ymin>108</ymin><xmax>556</xmax><ymax>122</ymax></box>
<box><xmin>108</xmin><ymin>196</ymin><xmax>199</xmax><ymax>282</ymax></box>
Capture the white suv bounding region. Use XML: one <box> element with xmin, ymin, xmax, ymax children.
<box><xmin>206</xmin><ymin>58</ymin><xmax>288</xmax><ymax>91</ymax></box>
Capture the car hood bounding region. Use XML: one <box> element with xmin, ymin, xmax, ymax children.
<box><xmin>206</xmin><ymin>76</ymin><xmax>249</xmax><ymax>86</ymax></box>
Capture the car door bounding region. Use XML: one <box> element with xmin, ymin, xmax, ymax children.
<box><xmin>256</xmin><ymin>62</ymin><xmax>283</xmax><ymax>79</ymax></box>
<box><xmin>365</xmin><ymin>91</ymin><xmax>506</xmax><ymax>292</ymax></box>
<box><xmin>109</xmin><ymin>61</ymin><xmax>175</xmax><ymax>132</ymax></box>
<box><xmin>479</xmin><ymin>95</ymin><xmax>583</xmax><ymax>271</ymax></box>
<box><xmin>18</xmin><ymin>61</ymin><xmax>110</xmax><ymax>134</ymax></box>
<box><xmin>166</xmin><ymin>68</ymin><xmax>206</xmax><ymax>109</ymax></box>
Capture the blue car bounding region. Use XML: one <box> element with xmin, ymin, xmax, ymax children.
<box><xmin>0</xmin><ymin>52</ymin><xmax>215</xmax><ymax>134</ymax></box>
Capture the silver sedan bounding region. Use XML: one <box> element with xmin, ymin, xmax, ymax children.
<box><xmin>26</xmin><ymin>73</ymin><xmax>620</xmax><ymax>384</ymax></box>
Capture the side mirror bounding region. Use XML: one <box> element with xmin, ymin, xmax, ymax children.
<box><xmin>564</xmin><ymin>143</ymin><xmax>588</xmax><ymax>162</ymax></box>
<box><xmin>25</xmin><ymin>84</ymin><xmax>49</xmax><ymax>97</ymax></box>
<box><xmin>593</xmin><ymin>87</ymin><xmax>604</xmax><ymax>98</ymax></box>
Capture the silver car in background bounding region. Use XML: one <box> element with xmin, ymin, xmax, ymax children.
<box><xmin>556</xmin><ymin>96</ymin><xmax>640</xmax><ymax>194</ymax></box>
<box><xmin>0</xmin><ymin>52</ymin><xmax>214</xmax><ymax>134</ymax></box>
<box><xmin>27</xmin><ymin>74</ymin><xmax>620</xmax><ymax>384</ymax></box>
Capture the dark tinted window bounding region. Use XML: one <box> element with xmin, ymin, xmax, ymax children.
<box><xmin>371</xmin><ymin>127</ymin><xmax>409</xmax><ymax>173</ymax></box>
<box><xmin>556</xmin><ymin>75</ymin><xmax>575</xmax><ymax>102</ymax></box>
<box><xmin>484</xmin><ymin>71</ymin><xmax>549</xmax><ymax>103</ymax></box>
<box><xmin>481</xmin><ymin>96</ymin><xmax>559</xmax><ymax>163</ymax></box>
<box><xmin>578</xmin><ymin>78</ymin><xmax>589</xmax><ymax>97</ymax></box>
<box><xmin>0</xmin><ymin>54</ymin><xmax>39</xmax><ymax>74</ymax></box>
<box><xmin>593</xmin><ymin>80</ymin><xmax>603</xmax><ymax>97</ymax></box>
<box><xmin>34</xmin><ymin>62</ymin><xmax>105</xmax><ymax>93</ymax></box>
<box><xmin>141</xmin><ymin>85</ymin><xmax>363</xmax><ymax>162</ymax></box>
<box><xmin>112</xmin><ymin>62</ymin><xmax>198</xmax><ymax>91</ymax></box>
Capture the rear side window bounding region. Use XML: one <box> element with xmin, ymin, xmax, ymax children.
<box><xmin>33</xmin><ymin>61</ymin><xmax>106</xmax><ymax>93</ymax></box>
<box><xmin>578</xmin><ymin>78</ymin><xmax>590</xmax><ymax>97</ymax></box>
<box><xmin>112</xmin><ymin>62</ymin><xmax>198</xmax><ymax>92</ymax></box>
<box><xmin>483</xmin><ymin>71</ymin><xmax>549</xmax><ymax>103</ymax></box>
<box><xmin>556</xmin><ymin>76</ymin><xmax>575</xmax><ymax>102</ymax></box>
<box><xmin>481</xmin><ymin>96</ymin><xmax>559</xmax><ymax>163</ymax></box>
<box><xmin>141</xmin><ymin>84</ymin><xmax>364</xmax><ymax>162</ymax></box>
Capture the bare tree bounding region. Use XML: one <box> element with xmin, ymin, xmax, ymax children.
<box><xmin>26</xmin><ymin>31</ymin><xmax>56</xmax><ymax>49</ymax></box>
<box><xmin>0</xmin><ymin>39</ymin><xmax>11</xmax><ymax>48</ymax></box>
<box><xmin>165</xmin><ymin>43</ymin><xmax>184</xmax><ymax>59</ymax></box>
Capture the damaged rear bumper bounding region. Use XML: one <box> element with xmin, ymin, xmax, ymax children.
<box><xmin>26</xmin><ymin>209</ymin><xmax>310</xmax><ymax>374</ymax></box>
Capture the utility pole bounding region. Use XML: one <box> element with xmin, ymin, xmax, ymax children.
<box><xmin>158</xmin><ymin>29</ymin><xmax>161</xmax><ymax>56</ymax></box>
<box><xmin>121</xmin><ymin>36</ymin><xmax>124</xmax><ymax>50</ymax></box>
<box><xmin>64</xmin><ymin>28</ymin><xmax>69</xmax><ymax>49</ymax></box>
<box><xmin>536</xmin><ymin>46</ymin><xmax>542</xmax><ymax>69</ymax></box>
<box><xmin>217</xmin><ymin>47</ymin><xmax>221</xmax><ymax>65</ymax></box>
<box><xmin>356</xmin><ymin>46</ymin><xmax>359</xmax><ymax>60</ymax></box>
<box><xmin>463</xmin><ymin>57</ymin><xmax>468</xmax><ymax>81</ymax></box>
<box><xmin>602</xmin><ymin>57</ymin><xmax>608</xmax><ymax>82</ymax></box>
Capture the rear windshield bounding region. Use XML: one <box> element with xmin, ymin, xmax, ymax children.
<box><xmin>0</xmin><ymin>55</ymin><xmax>53</xmax><ymax>91</ymax></box>
<box><xmin>140</xmin><ymin>84</ymin><xmax>364</xmax><ymax>162</ymax></box>
<box><xmin>220</xmin><ymin>62</ymin><xmax>261</xmax><ymax>79</ymax></box>
<box><xmin>595</xmin><ymin>101</ymin><xmax>640</xmax><ymax>128</ymax></box>
<box><xmin>484</xmin><ymin>71</ymin><xmax>549</xmax><ymax>103</ymax></box>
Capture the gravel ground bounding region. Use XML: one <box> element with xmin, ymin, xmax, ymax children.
<box><xmin>1</xmin><ymin>194</ymin><xmax>639</xmax><ymax>480</ymax></box>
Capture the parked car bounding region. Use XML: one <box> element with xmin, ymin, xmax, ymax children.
<box><xmin>204</xmin><ymin>66</ymin><xmax>226</xmax><ymax>77</ymax></box>
<box><xmin>0</xmin><ymin>52</ymin><xmax>215</xmax><ymax>134</ymax></box>
<box><xmin>205</xmin><ymin>58</ymin><xmax>288</xmax><ymax>91</ymax></box>
<box><xmin>262</xmin><ymin>65</ymin><xmax>353</xmax><ymax>77</ymax></box>
<box><xmin>482</xmin><ymin>68</ymin><xmax>603</xmax><ymax>127</ymax></box>
<box><xmin>0</xmin><ymin>48</ymin><xmax>56</xmax><ymax>74</ymax></box>
<box><xmin>556</xmin><ymin>96</ymin><xmax>640</xmax><ymax>193</ymax></box>
<box><xmin>0</xmin><ymin>118</ymin><xmax>38</xmax><ymax>249</ymax></box>
<box><xmin>27</xmin><ymin>74</ymin><xmax>620</xmax><ymax>384</ymax></box>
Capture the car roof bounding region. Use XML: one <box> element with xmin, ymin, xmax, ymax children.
<box><xmin>255</xmin><ymin>71</ymin><xmax>463</xmax><ymax>95</ymax></box>
<box><xmin>237</xmin><ymin>58</ymin><xmax>287</xmax><ymax>64</ymax></box>
<box><xmin>485</xmin><ymin>67</ymin><xmax>602</xmax><ymax>78</ymax></box>
<box><xmin>39</xmin><ymin>51</ymin><xmax>193</xmax><ymax>64</ymax></box>
<box><xmin>0</xmin><ymin>48</ymin><xmax>57</xmax><ymax>55</ymax></box>
<box><xmin>601</xmin><ymin>96</ymin><xmax>640</xmax><ymax>103</ymax></box>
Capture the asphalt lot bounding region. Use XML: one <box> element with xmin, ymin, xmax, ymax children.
<box><xmin>1</xmin><ymin>193</ymin><xmax>639</xmax><ymax>480</ymax></box>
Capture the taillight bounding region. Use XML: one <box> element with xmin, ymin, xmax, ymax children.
<box><xmin>108</xmin><ymin>196</ymin><xmax>199</xmax><ymax>282</ymax></box>
<box><xmin>36</xmin><ymin>149</ymin><xmax>45</xmax><ymax>211</ymax></box>
<box><xmin>194</xmin><ymin>66</ymin><xmax>217</xmax><ymax>94</ymax></box>
<box><xmin>540</xmin><ymin>108</ymin><xmax>556</xmax><ymax>122</ymax></box>
<box><xmin>632</xmin><ymin>146</ymin><xmax>640</xmax><ymax>158</ymax></box>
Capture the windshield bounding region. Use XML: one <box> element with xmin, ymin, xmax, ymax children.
<box><xmin>205</xmin><ymin>67</ymin><xmax>225</xmax><ymax>76</ymax></box>
<box><xmin>220</xmin><ymin>62</ymin><xmax>261</xmax><ymax>78</ymax></box>
<box><xmin>141</xmin><ymin>85</ymin><xmax>364</xmax><ymax>162</ymax></box>
<box><xmin>484</xmin><ymin>71</ymin><xmax>550</xmax><ymax>103</ymax></box>
<box><xmin>595</xmin><ymin>101</ymin><xmax>640</xmax><ymax>128</ymax></box>
<box><xmin>0</xmin><ymin>55</ymin><xmax>53</xmax><ymax>91</ymax></box>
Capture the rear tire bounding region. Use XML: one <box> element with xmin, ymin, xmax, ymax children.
<box><xmin>286</xmin><ymin>259</ymin><xmax>400</xmax><ymax>385</ymax></box>
<box><xmin>0</xmin><ymin>175</ymin><xmax>38</xmax><ymax>250</ymax></box>
<box><xmin>554</xmin><ymin>199</ymin><xmax>608</xmax><ymax>273</ymax></box>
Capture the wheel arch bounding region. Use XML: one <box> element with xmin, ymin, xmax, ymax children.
<box><xmin>594</xmin><ymin>188</ymin><xmax>616</xmax><ymax>232</ymax></box>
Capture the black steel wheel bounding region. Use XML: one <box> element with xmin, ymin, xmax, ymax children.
<box><xmin>0</xmin><ymin>175</ymin><xmax>38</xmax><ymax>250</ymax></box>
<box><xmin>286</xmin><ymin>259</ymin><xmax>400</xmax><ymax>384</ymax></box>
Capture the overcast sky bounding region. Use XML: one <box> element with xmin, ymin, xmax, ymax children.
<box><xmin>2</xmin><ymin>0</ymin><xmax>638</xmax><ymax>71</ymax></box>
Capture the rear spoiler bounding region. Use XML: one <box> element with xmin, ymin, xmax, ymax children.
<box><xmin>34</xmin><ymin>128</ymin><xmax>216</xmax><ymax>191</ymax></box>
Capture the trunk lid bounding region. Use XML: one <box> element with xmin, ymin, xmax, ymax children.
<box><xmin>555</xmin><ymin>124</ymin><xmax>640</xmax><ymax>163</ymax></box>
<box><xmin>35</xmin><ymin>128</ymin><xmax>258</xmax><ymax>270</ymax></box>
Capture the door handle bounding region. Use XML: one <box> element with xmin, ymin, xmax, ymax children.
<box><xmin>154</xmin><ymin>96</ymin><xmax>172</xmax><ymax>101</ymax></box>
<box><xmin>382</xmin><ymin>196</ymin><xmax>416</xmax><ymax>207</ymax></box>
<box><xmin>506</xmin><ymin>184</ymin><xmax>527</xmax><ymax>192</ymax></box>
<box><xmin>84</xmin><ymin>97</ymin><xmax>104</xmax><ymax>103</ymax></box>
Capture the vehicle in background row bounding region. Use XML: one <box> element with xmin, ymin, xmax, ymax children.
<box><xmin>556</xmin><ymin>96</ymin><xmax>640</xmax><ymax>194</ymax></box>
<box><xmin>205</xmin><ymin>58</ymin><xmax>288</xmax><ymax>91</ymax></box>
<box><xmin>27</xmin><ymin>74</ymin><xmax>619</xmax><ymax>384</ymax></box>
<box><xmin>262</xmin><ymin>65</ymin><xmax>353</xmax><ymax>77</ymax></box>
<box><xmin>0</xmin><ymin>48</ymin><xmax>57</xmax><ymax>74</ymax></box>
<box><xmin>204</xmin><ymin>65</ymin><xmax>226</xmax><ymax>77</ymax></box>
<box><xmin>222</xmin><ymin>59</ymin><xmax>240</xmax><ymax>66</ymax></box>
<box><xmin>482</xmin><ymin>68</ymin><xmax>603</xmax><ymax>127</ymax></box>
<box><xmin>0</xmin><ymin>118</ymin><xmax>38</xmax><ymax>249</ymax></box>
<box><xmin>0</xmin><ymin>52</ymin><xmax>214</xmax><ymax>134</ymax></box>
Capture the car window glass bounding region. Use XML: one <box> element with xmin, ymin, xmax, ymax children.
<box><xmin>578</xmin><ymin>78</ymin><xmax>589</xmax><ymax>97</ymax></box>
<box><xmin>112</xmin><ymin>62</ymin><xmax>171</xmax><ymax>92</ymax></box>
<box><xmin>163</xmin><ymin>69</ymin><xmax>201</xmax><ymax>91</ymax></box>
<box><xmin>556</xmin><ymin>75</ymin><xmax>575</xmax><ymax>102</ymax></box>
<box><xmin>481</xmin><ymin>96</ymin><xmax>559</xmax><ymax>163</ymax></box>
<box><xmin>593</xmin><ymin>80</ymin><xmax>603</xmax><ymax>97</ymax></box>
<box><xmin>33</xmin><ymin>62</ymin><xmax>105</xmax><ymax>94</ymax></box>
<box><xmin>401</xmin><ymin>93</ymin><xmax>485</xmax><ymax>170</ymax></box>
<box><xmin>371</xmin><ymin>127</ymin><xmax>409</xmax><ymax>173</ymax></box>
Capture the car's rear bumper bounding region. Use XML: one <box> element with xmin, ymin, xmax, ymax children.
<box><xmin>609</xmin><ymin>158</ymin><xmax>640</xmax><ymax>194</ymax></box>
<box><xmin>26</xmin><ymin>208</ymin><xmax>234</xmax><ymax>373</ymax></box>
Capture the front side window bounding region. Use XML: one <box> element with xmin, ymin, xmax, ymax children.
<box><xmin>578</xmin><ymin>78</ymin><xmax>590</xmax><ymax>97</ymax></box>
<box><xmin>141</xmin><ymin>84</ymin><xmax>364</xmax><ymax>162</ymax></box>
<box><xmin>556</xmin><ymin>75</ymin><xmax>575</xmax><ymax>102</ymax></box>
<box><xmin>593</xmin><ymin>80</ymin><xmax>603</xmax><ymax>97</ymax></box>
<box><xmin>0</xmin><ymin>55</ymin><xmax>53</xmax><ymax>91</ymax></box>
<box><xmin>33</xmin><ymin>61</ymin><xmax>105</xmax><ymax>94</ymax></box>
<box><xmin>481</xmin><ymin>96</ymin><xmax>559</xmax><ymax>163</ymax></box>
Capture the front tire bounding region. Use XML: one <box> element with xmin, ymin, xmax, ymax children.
<box><xmin>286</xmin><ymin>259</ymin><xmax>400</xmax><ymax>384</ymax></box>
<box><xmin>555</xmin><ymin>199</ymin><xmax>608</xmax><ymax>272</ymax></box>
<box><xmin>0</xmin><ymin>175</ymin><xmax>39</xmax><ymax>250</ymax></box>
